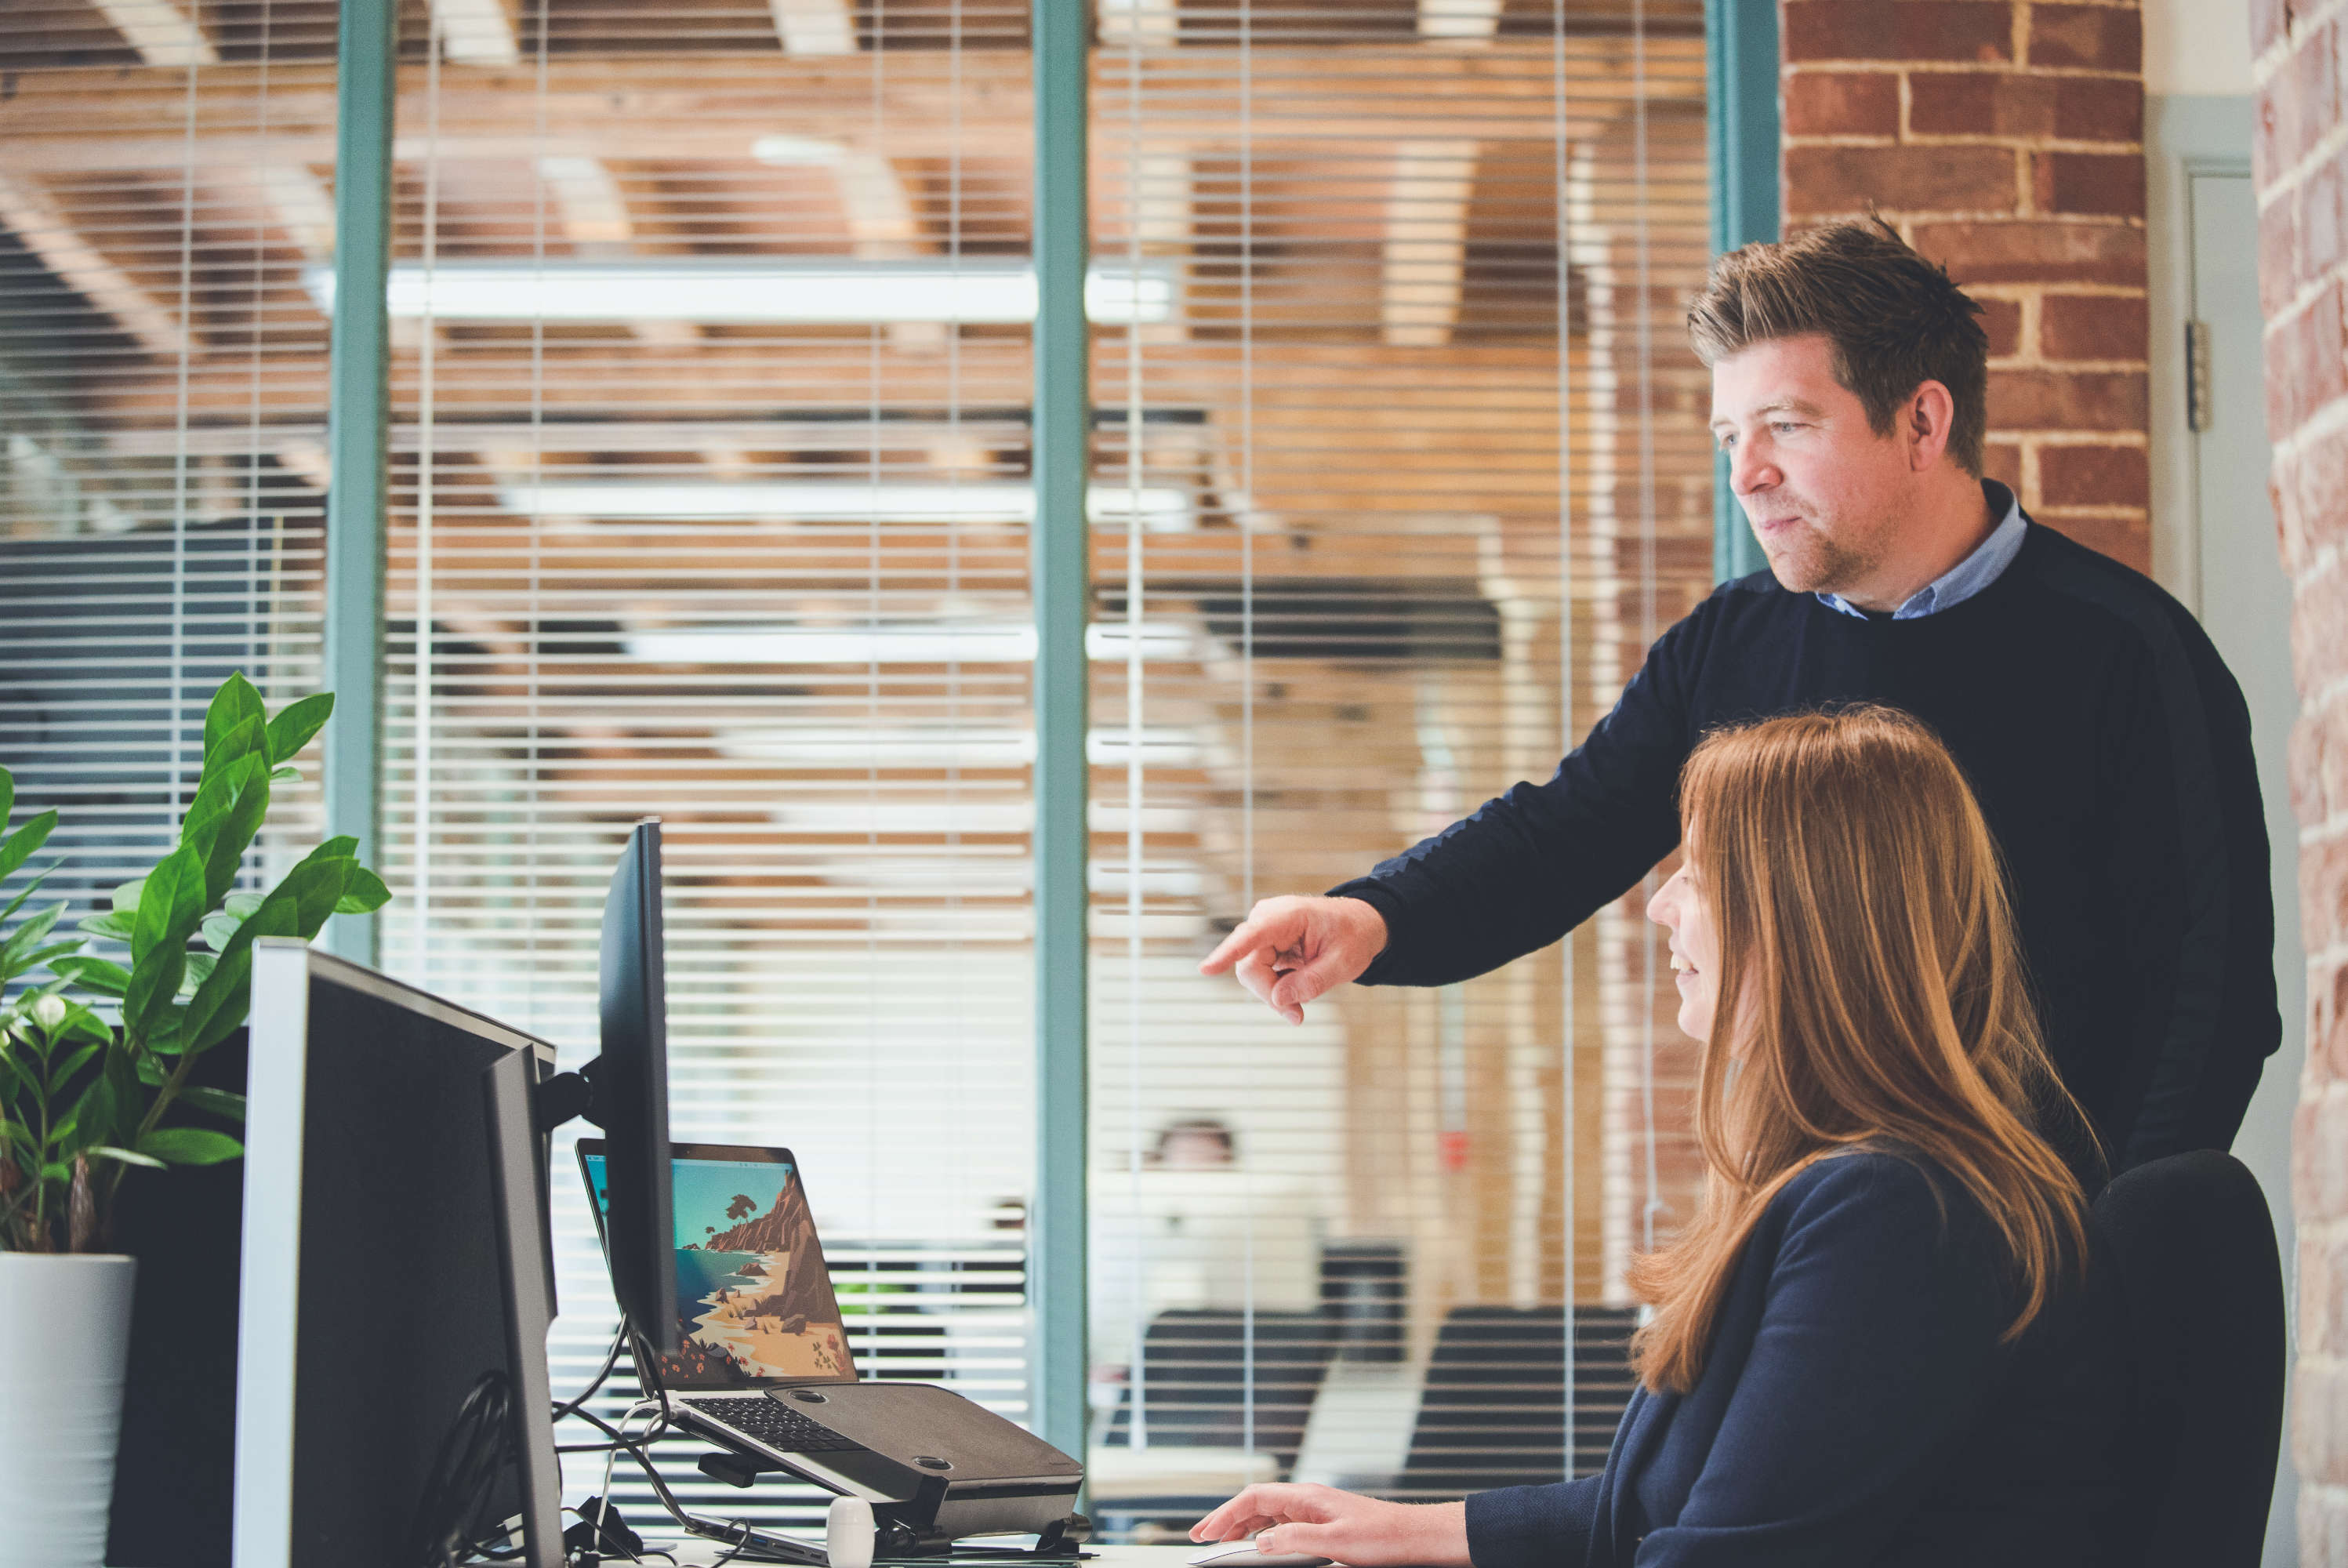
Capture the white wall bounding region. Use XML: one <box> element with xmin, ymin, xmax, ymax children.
<box><xmin>2144</xmin><ymin>0</ymin><xmax>2255</xmax><ymax>97</ymax></box>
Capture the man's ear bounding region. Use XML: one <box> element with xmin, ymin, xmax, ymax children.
<box><xmin>1906</xmin><ymin>380</ymin><xmax>1956</xmax><ymax>472</ymax></box>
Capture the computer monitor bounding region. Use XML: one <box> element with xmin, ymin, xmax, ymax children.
<box><xmin>519</xmin><ymin>818</ymin><xmax>677</xmax><ymax>1352</ymax></box>
<box><xmin>483</xmin><ymin>1048</ymin><xmax>570</xmax><ymax>1568</ymax></box>
<box><xmin>593</xmin><ymin>818</ymin><xmax>677</xmax><ymax>1353</ymax></box>
<box><xmin>233</xmin><ymin>940</ymin><xmax>564</xmax><ymax>1568</ymax></box>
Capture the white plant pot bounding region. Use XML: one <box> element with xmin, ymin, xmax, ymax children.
<box><xmin>0</xmin><ymin>1251</ymin><xmax>137</xmax><ymax>1568</ymax></box>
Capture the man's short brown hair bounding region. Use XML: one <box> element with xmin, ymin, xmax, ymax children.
<box><xmin>1686</xmin><ymin>220</ymin><xmax>1990</xmax><ymax>477</ymax></box>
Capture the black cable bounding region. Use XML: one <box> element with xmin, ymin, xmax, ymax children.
<box><xmin>412</xmin><ymin>1370</ymin><xmax>517</xmax><ymax>1568</ymax></box>
<box><xmin>552</xmin><ymin>1326</ymin><xmax>631</xmax><ymax>1427</ymax></box>
<box><xmin>560</xmin><ymin>1407</ymin><xmax>826</xmax><ymax>1565</ymax></box>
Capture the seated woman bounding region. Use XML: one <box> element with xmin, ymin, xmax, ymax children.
<box><xmin>1191</xmin><ymin>706</ymin><xmax>2128</xmax><ymax>1567</ymax></box>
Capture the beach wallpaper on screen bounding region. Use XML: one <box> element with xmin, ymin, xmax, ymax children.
<box><xmin>586</xmin><ymin>1153</ymin><xmax>855</xmax><ymax>1388</ymax></box>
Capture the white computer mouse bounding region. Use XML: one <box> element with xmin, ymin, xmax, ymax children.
<box><xmin>1187</xmin><ymin>1540</ymin><xmax>1334</xmax><ymax>1568</ymax></box>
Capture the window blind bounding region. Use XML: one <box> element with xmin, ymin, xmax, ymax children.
<box><xmin>1084</xmin><ymin>0</ymin><xmax>1717</xmax><ymax>1519</ymax></box>
<box><xmin>0</xmin><ymin>2</ymin><xmax>332</xmax><ymax>1000</ymax></box>
<box><xmin>374</xmin><ymin>0</ymin><xmax>1040</xmax><ymax>1535</ymax></box>
<box><xmin>0</xmin><ymin>0</ymin><xmax>1729</xmax><ymax>1542</ymax></box>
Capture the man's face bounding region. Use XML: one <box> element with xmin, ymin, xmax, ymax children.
<box><xmin>1707</xmin><ymin>334</ymin><xmax>1916</xmax><ymax>597</ymax></box>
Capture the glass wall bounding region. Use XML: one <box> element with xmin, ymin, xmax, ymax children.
<box><xmin>0</xmin><ymin>0</ymin><xmax>1718</xmax><ymax>1543</ymax></box>
<box><xmin>1083</xmin><ymin>0</ymin><xmax>1715</xmax><ymax>1523</ymax></box>
<box><xmin>372</xmin><ymin>0</ymin><xmax>1042</xmax><ymax>1533</ymax></box>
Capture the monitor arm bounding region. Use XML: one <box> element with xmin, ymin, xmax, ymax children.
<box><xmin>530</xmin><ymin>1057</ymin><xmax>609</xmax><ymax>1133</ymax></box>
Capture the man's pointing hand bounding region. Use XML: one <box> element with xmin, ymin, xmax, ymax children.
<box><xmin>1198</xmin><ymin>895</ymin><xmax>1389</xmax><ymax>1025</ymax></box>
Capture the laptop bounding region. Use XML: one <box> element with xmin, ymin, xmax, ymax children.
<box><xmin>577</xmin><ymin>1138</ymin><xmax>1083</xmax><ymax>1533</ymax></box>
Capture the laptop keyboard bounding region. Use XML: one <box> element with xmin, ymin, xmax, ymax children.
<box><xmin>682</xmin><ymin>1396</ymin><xmax>866</xmax><ymax>1454</ymax></box>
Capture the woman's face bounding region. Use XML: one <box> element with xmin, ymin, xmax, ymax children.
<box><xmin>1648</xmin><ymin>840</ymin><xmax>1719</xmax><ymax>1042</ymax></box>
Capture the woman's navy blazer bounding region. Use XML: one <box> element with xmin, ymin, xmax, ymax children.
<box><xmin>1462</xmin><ymin>1151</ymin><xmax>2129</xmax><ymax>1568</ymax></box>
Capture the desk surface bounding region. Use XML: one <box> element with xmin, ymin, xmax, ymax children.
<box><xmin>664</xmin><ymin>1546</ymin><xmax>1203</xmax><ymax>1568</ymax></box>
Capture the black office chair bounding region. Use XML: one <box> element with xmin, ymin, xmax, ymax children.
<box><xmin>1393</xmin><ymin>1305</ymin><xmax>1639</xmax><ymax>1500</ymax></box>
<box><xmin>2092</xmin><ymin>1150</ymin><xmax>2286</xmax><ymax>1568</ymax></box>
<box><xmin>1098</xmin><ymin>1308</ymin><xmax>1339</xmax><ymax>1474</ymax></box>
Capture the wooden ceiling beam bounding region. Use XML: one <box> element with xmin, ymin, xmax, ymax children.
<box><xmin>260</xmin><ymin>164</ymin><xmax>337</xmax><ymax>260</ymax></box>
<box><xmin>0</xmin><ymin>42</ymin><xmax>1703</xmax><ymax>173</ymax></box>
<box><xmin>1417</xmin><ymin>0</ymin><xmax>1505</xmax><ymax>42</ymax></box>
<box><xmin>769</xmin><ymin>0</ymin><xmax>858</xmax><ymax>55</ymax></box>
<box><xmin>1381</xmin><ymin>140</ymin><xmax>1478</xmax><ymax>349</ymax></box>
<box><xmin>0</xmin><ymin>170</ymin><xmax>194</xmax><ymax>360</ymax></box>
<box><xmin>534</xmin><ymin>154</ymin><xmax>699</xmax><ymax>347</ymax></box>
<box><xmin>430</xmin><ymin>0</ymin><xmax>522</xmax><ymax>67</ymax></box>
<box><xmin>89</xmin><ymin>0</ymin><xmax>218</xmax><ymax>67</ymax></box>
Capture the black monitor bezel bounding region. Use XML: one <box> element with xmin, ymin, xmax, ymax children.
<box><xmin>596</xmin><ymin>818</ymin><xmax>680</xmax><ymax>1355</ymax></box>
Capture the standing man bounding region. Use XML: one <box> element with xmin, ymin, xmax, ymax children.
<box><xmin>1200</xmin><ymin>220</ymin><xmax>2276</xmax><ymax>1171</ymax></box>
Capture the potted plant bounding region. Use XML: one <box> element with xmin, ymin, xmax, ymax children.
<box><xmin>0</xmin><ymin>672</ymin><xmax>388</xmax><ymax>1568</ymax></box>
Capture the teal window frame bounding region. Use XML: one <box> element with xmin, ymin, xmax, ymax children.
<box><xmin>316</xmin><ymin>0</ymin><xmax>1780</xmax><ymax>1454</ymax></box>
<box><xmin>1706</xmin><ymin>0</ymin><xmax>1781</xmax><ymax>583</ymax></box>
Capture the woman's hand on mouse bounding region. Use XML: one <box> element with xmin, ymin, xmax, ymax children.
<box><xmin>1190</xmin><ymin>1483</ymin><xmax>1471</xmax><ymax>1568</ymax></box>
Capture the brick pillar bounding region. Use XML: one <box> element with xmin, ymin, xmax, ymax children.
<box><xmin>2255</xmin><ymin>0</ymin><xmax>2348</xmax><ymax>1554</ymax></box>
<box><xmin>1780</xmin><ymin>0</ymin><xmax>2150</xmax><ymax>572</ymax></box>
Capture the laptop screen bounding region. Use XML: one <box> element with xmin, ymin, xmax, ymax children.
<box><xmin>580</xmin><ymin>1143</ymin><xmax>858</xmax><ymax>1391</ymax></box>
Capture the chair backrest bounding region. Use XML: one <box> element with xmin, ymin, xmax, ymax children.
<box><xmin>2091</xmin><ymin>1150</ymin><xmax>2285</xmax><ymax>1568</ymax></box>
<box><xmin>1097</xmin><ymin>1308</ymin><xmax>1338</xmax><ymax>1472</ymax></box>
<box><xmin>1395</xmin><ymin>1305</ymin><xmax>1639</xmax><ymax>1500</ymax></box>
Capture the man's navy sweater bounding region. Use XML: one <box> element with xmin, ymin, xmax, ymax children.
<box><xmin>1330</xmin><ymin>517</ymin><xmax>2277</xmax><ymax>1168</ymax></box>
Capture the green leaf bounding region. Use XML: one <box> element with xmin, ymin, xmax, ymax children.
<box><xmin>123</xmin><ymin>848</ymin><xmax>205</xmax><ymax>1042</ymax></box>
<box><xmin>13</xmin><ymin>941</ymin><xmax>84</xmax><ymax>976</ymax></box>
<box><xmin>198</xmin><ymin>758</ymin><xmax>270</xmax><ymax>906</ymax></box>
<box><xmin>89</xmin><ymin>1145</ymin><xmax>164</xmax><ymax>1170</ymax></box>
<box><xmin>0</xmin><ymin>902</ymin><xmax>67</xmax><ymax>978</ymax></box>
<box><xmin>270</xmin><ymin>765</ymin><xmax>303</xmax><ymax>782</ymax></box>
<box><xmin>133</xmin><ymin>1054</ymin><xmax>165</xmax><ymax>1087</ymax></box>
<box><xmin>334</xmin><ymin>866</ymin><xmax>391</xmax><ymax>915</ymax></box>
<box><xmin>0</xmin><ymin>871</ymin><xmax>49</xmax><ymax>930</ymax></box>
<box><xmin>74</xmin><ymin>1075</ymin><xmax>117</xmax><ymax>1153</ymax></box>
<box><xmin>263</xmin><ymin>691</ymin><xmax>334</xmax><ymax>768</ymax></box>
<box><xmin>0</xmin><ymin>808</ymin><xmax>56</xmax><ymax>885</ymax></box>
<box><xmin>179</xmin><ymin>949</ymin><xmax>217</xmax><ymax>996</ymax></box>
<box><xmin>57</xmin><ymin>1004</ymin><xmax>114</xmax><ymax>1046</ymax></box>
<box><xmin>137</xmin><ymin>1127</ymin><xmax>244</xmax><ymax>1166</ymax></box>
<box><xmin>111</xmin><ymin>878</ymin><xmax>146</xmax><ymax>916</ymax></box>
<box><xmin>46</xmin><ymin>1041</ymin><xmax>100</xmax><ymax>1091</ymax></box>
<box><xmin>176</xmin><ymin>1085</ymin><xmax>245</xmax><ymax>1123</ymax></box>
<box><xmin>124</xmin><ymin>948</ymin><xmax>188</xmax><ymax>1047</ymax></box>
<box><xmin>130</xmin><ymin>848</ymin><xmax>205</xmax><ymax>967</ymax></box>
<box><xmin>202</xmin><ymin>674</ymin><xmax>266</xmax><ymax>773</ymax></box>
<box><xmin>0</xmin><ymin>766</ymin><xmax>13</xmax><ymax>827</ymax></box>
<box><xmin>141</xmin><ymin>1004</ymin><xmax>187</xmax><ymax>1057</ymax></box>
<box><xmin>268</xmin><ymin>852</ymin><xmax>354</xmax><ymax>941</ymax></box>
<box><xmin>304</xmin><ymin>836</ymin><xmax>360</xmax><ymax>865</ymax></box>
<box><xmin>100</xmin><ymin>1043</ymin><xmax>139</xmax><ymax>1134</ymax></box>
<box><xmin>201</xmin><ymin>891</ymin><xmax>268</xmax><ymax>951</ymax></box>
<box><xmin>78</xmin><ymin>910</ymin><xmax>135</xmax><ymax>942</ymax></box>
<box><xmin>177</xmin><ymin>765</ymin><xmax>237</xmax><ymax>855</ymax></box>
<box><xmin>49</xmin><ymin>956</ymin><xmax>132</xmax><ymax>997</ymax></box>
<box><xmin>180</xmin><ymin>886</ymin><xmax>298</xmax><ymax>1054</ymax></box>
<box><xmin>0</xmin><ymin>1050</ymin><xmax>39</xmax><ymax>1106</ymax></box>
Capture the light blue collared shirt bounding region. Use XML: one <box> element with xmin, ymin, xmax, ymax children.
<box><xmin>1816</xmin><ymin>481</ymin><xmax>2027</xmax><ymax>621</ymax></box>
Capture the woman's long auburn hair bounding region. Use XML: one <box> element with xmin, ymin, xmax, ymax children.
<box><xmin>1626</xmin><ymin>705</ymin><xmax>2094</xmax><ymax>1396</ymax></box>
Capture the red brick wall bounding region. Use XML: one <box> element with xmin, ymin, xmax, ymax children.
<box><xmin>1780</xmin><ymin>0</ymin><xmax>2151</xmax><ymax>571</ymax></box>
<box><xmin>2256</xmin><ymin>0</ymin><xmax>2348</xmax><ymax>1552</ymax></box>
